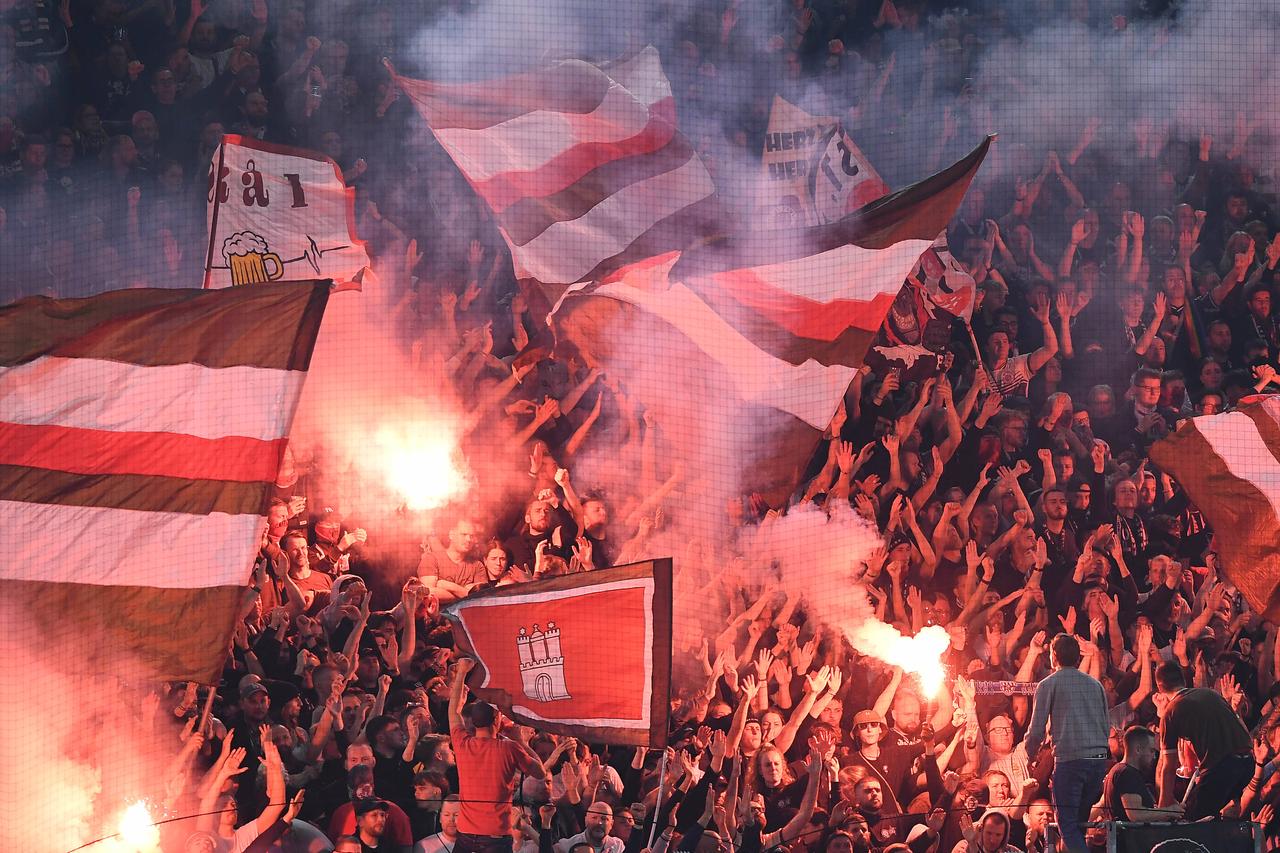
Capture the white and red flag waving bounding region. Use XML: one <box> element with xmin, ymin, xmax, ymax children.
<box><xmin>1150</xmin><ymin>395</ymin><xmax>1280</xmax><ymax>618</ymax></box>
<box><xmin>553</xmin><ymin>138</ymin><xmax>991</xmax><ymax>498</ymax></box>
<box><xmin>390</xmin><ymin>47</ymin><xmax>716</xmax><ymax>292</ymax></box>
<box><xmin>445</xmin><ymin>559</ymin><xmax>672</xmax><ymax>746</ymax></box>
<box><xmin>0</xmin><ymin>282</ymin><xmax>330</xmax><ymax>682</ymax></box>
<box><xmin>206</xmin><ymin>136</ymin><xmax>372</xmax><ymax>290</ymax></box>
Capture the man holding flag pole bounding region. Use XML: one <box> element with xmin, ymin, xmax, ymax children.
<box><xmin>448</xmin><ymin>656</ymin><xmax>550</xmax><ymax>853</ymax></box>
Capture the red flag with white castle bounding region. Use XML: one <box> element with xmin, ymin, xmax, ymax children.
<box><xmin>206</xmin><ymin>135</ymin><xmax>372</xmax><ymax>290</ymax></box>
<box><xmin>444</xmin><ymin>559</ymin><xmax>672</xmax><ymax>746</ymax></box>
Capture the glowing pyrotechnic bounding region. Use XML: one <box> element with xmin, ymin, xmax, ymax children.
<box><xmin>371</xmin><ymin>420</ymin><xmax>471</xmax><ymax>511</ymax></box>
<box><xmin>737</xmin><ymin>505</ymin><xmax>954</xmax><ymax>699</ymax></box>
<box><xmin>846</xmin><ymin>621</ymin><xmax>951</xmax><ymax>698</ymax></box>
<box><xmin>118</xmin><ymin>801</ymin><xmax>159</xmax><ymax>851</ymax></box>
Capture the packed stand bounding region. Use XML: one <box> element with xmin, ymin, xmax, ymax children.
<box><xmin>8</xmin><ymin>0</ymin><xmax>1280</xmax><ymax>851</ymax></box>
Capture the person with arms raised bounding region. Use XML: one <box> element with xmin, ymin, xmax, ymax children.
<box><xmin>449</xmin><ymin>657</ymin><xmax>551</xmax><ymax>853</ymax></box>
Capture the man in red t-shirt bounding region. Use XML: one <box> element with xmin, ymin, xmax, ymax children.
<box><xmin>449</xmin><ymin>658</ymin><xmax>548</xmax><ymax>853</ymax></box>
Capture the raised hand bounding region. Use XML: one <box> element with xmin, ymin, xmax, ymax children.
<box><xmin>792</xmin><ymin>637</ymin><xmax>819</xmax><ymax>674</ymax></box>
<box><xmin>835</xmin><ymin>441</ymin><xmax>855</xmax><ymax>474</ymax></box>
<box><xmin>709</xmin><ymin>728</ymin><xmax>729</xmax><ymax>761</ymax></box>
<box><xmin>755</xmin><ymin>648</ymin><xmax>774</xmax><ymax>682</ymax></box>
<box><xmin>219</xmin><ymin>746</ymin><xmax>248</xmax><ymax>781</ymax></box>
<box><xmin>1059</xmin><ymin>606</ymin><xmax>1078</xmax><ymax>636</ymax></box>
<box><xmin>805</xmin><ymin>665</ymin><xmax>832</xmax><ymax>695</ymax></box>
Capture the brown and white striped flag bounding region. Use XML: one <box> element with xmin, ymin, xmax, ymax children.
<box><xmin>0</xmin><ymin>281</ymin><xmax>329</xmax><ymax>683</ymax></box>
<box><xmin>390</xmin><ymin>47</ymin><xmax>717</xmax><ymax>290</ymax></box>
<box><xmin>1150</xmin><ymin>395</ymin><xmax>1280</xmax><ymax>618</ymax></box>
<box><xmin>552</xmin><ymin>138</ymin><xmax>991</xmax><ymax>499</ymax></box>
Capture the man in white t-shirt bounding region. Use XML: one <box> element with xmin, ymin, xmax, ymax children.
<box><xmin>983</xmin><ymin>295</ymin><xmax>1059</xmax><ymax>398</ymax></box>
<box><xmin>416</xmin><ymin>796</ymin><xmax>460</xmax><ymax>853</ymax></box>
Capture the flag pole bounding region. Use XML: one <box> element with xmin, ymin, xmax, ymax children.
<box><xmin>197</xmin><ymin>682</ymin><xmax>217</xmax><ymax>734</ymax></box>
<box><xmin>203</xmin><ymin>140</ymin><xmax>227</xmax><ymax>289</ymax></box>
<box><xmin>646</xmin><ymin>749</ymin><xmax>670</xmax><ymax>849</ymax></box>
<box><xmin>963</xmin><ymin>319</ymin><xmax>996</xmax><ymax>390</ymax></box>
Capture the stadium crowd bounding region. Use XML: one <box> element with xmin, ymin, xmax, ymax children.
<box><xmin>6</xmin><ymin>0</ymin><xmax>1280</xmax><ymax>850</ymax></box>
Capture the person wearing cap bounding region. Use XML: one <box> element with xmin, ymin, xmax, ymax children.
<box><xmin>328</xmin><ymin>764</ymin><xmax>415</xmax><ymax>849</ymax></box>
<box><xmin>1020</xmin><ymin>633</ymin><xmax>1110</xmax><ymax>853</ymax></box>
<box><xmin>839</xmin><ymin>708</ymin><xmax>923</xmax><ymax>816</ymax></box>
<box><xmin>311</xmin><ymin>507</ymin><xmax>368</xmax><ymax>575</ymax></box>
<box><xmin>449</xmin><ymin>657</ymin><xmax>550</xmax><ymax>853</ymax></box>
<box><xmin>352</xmin><ymin>798</ymin><xmax>392</xmax><ymax>850</ymax></box>
<box><xmin>224</xmin><ymin>679</ymin><xmax>273</xmax><ymax>817</ymax></box>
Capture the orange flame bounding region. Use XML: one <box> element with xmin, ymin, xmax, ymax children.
<box><xmin>847</xmin><ymin>621</ymin><xmax>951</xmax><ymax>698</ymax></box>
<box><xmin>371</xmin><ymin>420</ymin><xmax>471</xmax><ymax>511</ymax></box>
<box><xmin>118</xmin><ymin>801</ymin><xmax>159</xmax><ymax>851</ymax></box>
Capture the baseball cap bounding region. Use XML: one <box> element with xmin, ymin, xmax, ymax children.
<box><xmin>354</xmin><ymin>798</ymin><xmax>390</xmax><ymax>816</ymax></box>
<box><xmin>239</xmin><ymin>680</ymin><xmax>268</xmax><ymax>701</ymax></box>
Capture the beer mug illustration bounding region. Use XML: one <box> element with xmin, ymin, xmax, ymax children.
<box><xmin>222</xmin><ymin>231</ymin><xmax>284</xmax><ymax>285</ymax></box>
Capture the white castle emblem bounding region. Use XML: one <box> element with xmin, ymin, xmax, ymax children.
<box><xmin>516</xmin><ymin>623</ymin><xmax>571</xmax><ymax>703</ymax></box>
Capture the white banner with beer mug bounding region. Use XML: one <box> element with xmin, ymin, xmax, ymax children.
<box><xmin>205</xmin><ymin>135</ymin><xmax>372</xmax><ymax>290</ymax></box>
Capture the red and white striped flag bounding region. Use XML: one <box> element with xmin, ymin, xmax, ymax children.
<box><xmin>390</xmin><ymin>47</ymin><xmax>716</xmax><ymax>289</ymax></box>
<box><xmin>555</xmin><ymin>140</ymin><xmax>983</xmax><ymax>404</ymax></box>
<box><xmin>553</xmin><ymin>139</ymin><xmax>990</xmax><ymax>496</ymax></box>
<box><xmin>1150</xmin><ymin>395</ymin><xmax>1280</xmax><ymax>617</ymax></box>
<box><xmin>0</xmin><ymin>282</ymin><xmax>329</xmax><ymax>682</ymax></box>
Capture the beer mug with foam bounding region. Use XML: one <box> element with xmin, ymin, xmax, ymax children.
<box><xmin>228</xmin><ymin>250</ymin><xmax>284</xmax><ymax>285</ymax></box>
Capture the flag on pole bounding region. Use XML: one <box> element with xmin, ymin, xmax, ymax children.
<box><xmin>1149</xmin><ymin>395</ymin><xmax>1280</xmax><ymax>618</ymax></box>
<box><xmin>910</xmin><ymin>232</ymin><xmax>977</xmax><ymax>322</ymax></box>
<box><xmin>390</xmin><ymin>47</ymin><xmax>717</xmax><ymax>293</ymax></box>
<box><xmin>444</xmin><ymin>559</ymin><xmax>672</xmax><ymax>746</ymax></box>
<box><xmin>206</xmin><ymin>136</ymin><xmax>371</xmax><ymax>290</ymax></box>
<box><xmin>758</xmin><ymin>96</ymin><xmax>887</xmax><ymax>227</ymax></box>
<box><xmin>0</xmin><ymin>281</ymin><xmax>330</xmax><ymax>682</ymax></box>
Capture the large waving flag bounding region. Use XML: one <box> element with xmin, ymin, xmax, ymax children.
<box><xmin>553</xmin><ymin>139</ymin><xmax>990</xmax><ymax>497</ymax></box>
<box><xmin>445</xmin><ymin>559</ymin><xmax>672</xmax><ymax>746</ymax></box>
<box><xmin>0</xmin><ymin>282</ymin><xmax>329</xmax><ymax>682</ymax></box>
<box><xmin>1150</xmin><ymin>395</ymin><xmax>1280</xmax><ymax>618</ymax></box>
<box><xmin>390</xmin><ymin>47</ymin><xmax>716</xmax><ymax>290</ymax></box>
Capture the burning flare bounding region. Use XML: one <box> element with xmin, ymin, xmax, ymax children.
<box><xmin>117</xmin><ymin>801</ymin><xmax>159</xmax><ymax>851</ymax></box>
<box><xmin>846</xmin><ymin>620</ymin><xmax>951</xmax><ymax>698</ymax></box>
<box><xmin>372</xmin><ymin>420</ymin><xmax>471</xmax><ymax>511</ymax></box>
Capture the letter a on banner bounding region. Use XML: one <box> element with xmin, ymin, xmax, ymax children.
<box><xmin>205</xmin><ymin>136</ymin><xmax>373</xmax><ymax>291</ymax></box>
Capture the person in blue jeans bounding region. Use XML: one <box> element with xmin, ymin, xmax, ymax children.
<box><xmin>1021</xmin><ymin>634</ymin><xmax>1111</xmax><ymax>853</ymax></box>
